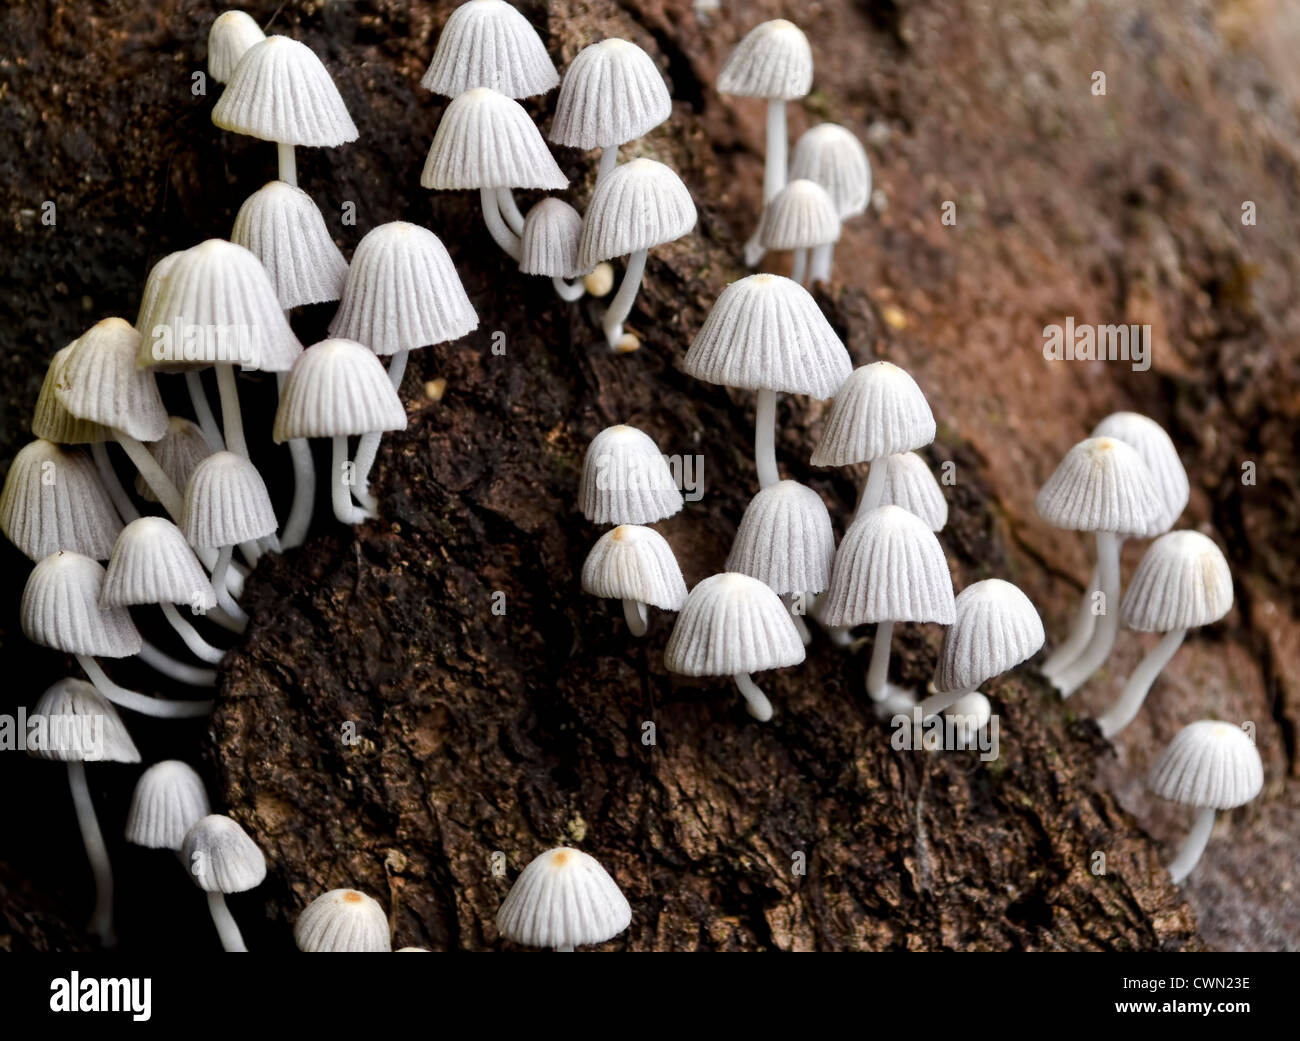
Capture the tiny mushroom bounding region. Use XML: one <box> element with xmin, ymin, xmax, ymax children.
<box><xmin>0</xmin><ymin>439</ymin><xmax>122</xmax><ymax>561</ymax></box>
<box><xmin>135</xmin><ymin>417</ymin><xmax>212</xmax><ymax>505</ymax></box>
<box><xmin>294</xmin><ymin>889</ymin><xmax>393</xmax><ymax>952</ymax></box>
<box><xmin>126</xmin><ymin>760</ymin><xmax>211</xmax><ymax>852</ymax></box>
<box><xmin>756</xmin><ymin>178</ymin><xmax>840</xmax><ymax>287</ymax></box>
<box><xmin>421</xmin><ymin>0</ymin><xmax>559</xmax><ymax>99</ymax></box>
<box><xmin>579</xmin><ymin>425</ymin><xmax>684</xmax><ymax>526</ymax></box>
<box><xmin>520</xmin><ymin>197</ymin><xmax>590</xmax><ymax>300</ymax></box>
<box><xmin>789</xmin><ymin>123</ymin><xmax>871</xmax><ymax>283</ymax></box>
<box><xmin>878</xmin><ymin>451</ymin><xmax>948</xmax><ymax>532</ymax></box>
<box><xmin>582</xmin><ymin>524</ymin><xmax>687</xmax><ymax>636</ymax></box>
<box><xmin>231</xmin><ymin>180</ymin><xmax>348</xmax><ymax>310</ymax></box>
<box><xmin>206</xmin><ymin>10</ymin><xmax>266</xmax><ymax>85</ymax></box>
<box><xmin>496</xmin><ymin>847</ymin><xmax>631</xmax><ymax>951</ymax></box>
<box><xmin>181</xmin><ymin>814</ymin><xmax>267</xmax><ymax>952</ymax></box>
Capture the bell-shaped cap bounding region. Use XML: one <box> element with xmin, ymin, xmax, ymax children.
<box><xmin>790</xmin><ymin>123</ymin><xmax>871</xmax><ymax>219</ymax></box>
<box><xmin>717</xmin><ymin>19</ymin><xmax>813</xmax><ymax>101</ymax></box>
<box><xmin>579</xmin><ymin>424</ymin><xmax>683</xmax><ymax>525</ymax></box>
<box><xmin>27</xmin><ymin>678</ymin><xmax>140</xmax><ymax>763</ymax></box>
<box><xmin>880</xmin><ymin>451</ymin><xmax>947</xmax><ymax>531</ymax></box>
<box><xmin>135</xmin><ymin>417</ymin><xmax>213</xmax><ymax>503</ymax></box>
<box><xmin>208</xmin><ymin>10</ymin><xmax>266</xmax><ymax>84</ymax></box>
<box><xmin>684</xmin><ymin>274</ymin><xmax>850</xmax><ymax>398</ymax></box>
<box><xmin>102</xmin><ymin>517</ymin><xmax>218</xmax><ymax>612</ymax></box>
<box><xmin>550</xmin><ymin>38</ymin><xmax>671</xmax><ymax>149</ymax></box>
<box><xmin>126</xmin><ymin>760</ymin><xmax>211</xmax><ymax>850</ymax></box>
<box><xmin>726</xmin><ymin>480</ymin><xmax>834</xmax><ymax>595</ymax></box>
<box><xmin>231</xmin><ymin>181</ymin><xmax>348</xmax><ymax>309</ymax></box>
<box><xmin>54</xmin><ymin>318</ymin><xmax>168</xmax><ymax>441</ymax></box>
<box><xmin>933</xmin><ymin>579</ymin><xmax>1043</xmax><ymax>693</ymax></box>
<box><xmin>421</xmin><ymin>0</ymin><xmax>559</xmax><ymax>99</ymax></box>
<box><xmin>328</xmin><ymin>222</ymin><xmax>478</xmax><ymax>356</ymax></box>
<box><xmin>294</xmin><ymin>889</ymin><xmax>392</xmax><ymax>952</ymax></box>
<box><xmin>0</xmin><ymin>440</ymin><xmax>122</xmax><ymax>560</ymax></box>
<box><xmin>519</xmin><ymin>198</ymin><xmax>587</xmax><ymax>279</ymax></box>
<box><xmin>21</xmin><ymin>551</ymin><xmax>142</xmax><ymax>657</ymax></box>
<box><xmin>665</xmin><ymin>572</ymin><xmax>805</xmax><ymax>676</ymax></box>
<box><xmin>582</xmin><ymin>525</ymin><xmax>687</xmax><ymax>610</ymax></box>
<box><xmin>1122</xmin><ymin>530</ymin><xmax>1233</xmax><ymax>633</ymax></box>
<box><xmin>181</xmin><ymin>814</ymin><xmax>267</xmax><ymax>893</ymax></box>
<box><xmin>135</xmin><ymin>252</ymin><xmax>182</xmax><ymax>337</ymax></box>
<box><xmin>1036</xmin><ymin>436</ymin><xmax>1163</xmax><ymax>536</ymax></box>
<box><xmin>811</xmin><ymin>362</ymin><xmax>935</xmax><ymax>467</ymax></box>
<box><xmin>212</xmin><ymin>35</ymin><xmax>358</xmax><ymax>146</ymax></box>
<box><xmin>420</xmin><ymin>87</ymin><xmax>567</xmax><ymax>190</ymax></box>
<box><xmin>1092</xmin><ymin>411</ymin><xmax>1189</xmax><ymax>533</ymax></box>
<box><xmin>1149</xmin><ymin>720</ymin><xmax>1263</xmax><ymax>810</ymax></box>
<box><xmin>578</xmin><ymin>158</ymin><xmax>695</xmax><ymax>268</ymax></box>
<box><xmin>496</xmin><ymin>847</ymin><xmax>631</xmax><ymax>949</ymax></box>
<box><xmin>182</xmin><ymin>451</ymin><xmax>278</xmax><ymax>548</ymax></box>
<box><xmin>33</xmin><ymin>346</ymin><xmax>109</xmax><ymax>444</ymax></box>
<box><xmin>757</xmin><ymin>179</ymin><xmax>840</xmax><ymax>250</ymax></box>
<box><xmin>820</xmin><ymin>505</ymin><xmax>955</xmax><ymax>628</ymax></box>
<box><xmin>274</xmin><ymin>338</ymin><xmax>408</xmax><ymax>441</ymax></box>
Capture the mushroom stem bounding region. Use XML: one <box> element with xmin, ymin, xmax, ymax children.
<box><xmin>552</xmin><ymin>276</ymin><xmax>586</xmax><ymax>301</ymax></box>
<box><xmin>278</xmin><ymin>371</ymin><xmax>316</xmax><ymax>550</ymax></box>
<box><xmin>754</xmin><ymin>388</ymin><xmax>780</xmax><ymax>489</ymax></box>
<box><xmin>215</xmin><ymin>364</ymin><xmax>249</xmax><ymax>458</ymax></box>
<box><xmin>917</xmin><ymin>684</ymin><xmax>977</xmax><ymax>722</ymax></box>
<box><xmin>855</xmin><ymin>460</ymin><xmax>888</xmax><ymax>523</ymax></box>
<box><xmin>332</xmin><ymin>436</ymin><xmax>375</xmax><ymax>525</ymax></box>
<box><xmin>621</xmin><ymin>598</ymin><xmax>649</xmax><ymax>636</ymax></box>
<box><xmin>1168</xmin><ymin>806</ymin><xmax>1217</xmax><ymax>884</ymax></box>
<box><xmin>733</xmin><ymin>672</ymin><xmax>773</xmax><ymax>721</ymax></box>
<box><xmin>206</xmin><ymin>891</ymin><xmax>248</xmax><ymax>952</ymax></box>
<box><xmin>601</xmin><ymin>249</ymin><xmax>648</xmax><ymax>347</ymax></box>
<box><xmin>114</xmin><ymin>431</ymin><xmax>184</xmax><ymax>520</ymax></box>
<box><xmin>76</xmin><ymin>655</ymin><xmax>212</xmax><ymax>718</ymax></box>
<box><xmin>1095</xmin><ymin>628</ymin><xmax>1188</xmax><ymax>738</ymax></box>
<box><xmin>480</xmin><ymin>187</ymin><xmax>522</xmax><ymax>261</ymax></box>
<box><xmin>159</xmin><ymin>601</ymin><xmax>227</xmax><ymax>665</ymax></box>
<box><xmin>811</xmin><ymin>241</ymin><xmax>835</xmax><ymax>285</ymax></box>
<box><xmin>597</xmin><ymin>146</ymin><xmax>619</xmax><ymax>183</ymax></box>
<box><xmin>865</xmin><ymin>620</ymin><xmax>894</xmax><ymax>701</ymax></box>
<box><xmin>1042</xmin><ymin>564</ymin><xmax>1100</xmax><ymax>680</ymax></box>
<box><xmin>790</xmin><ymin>247</ymin><xmax>809</xmax><ymax>287</ymax></box>
<box><xmin>496</xmin><ymin>186</ymin><xmax>526</xmax><ymax>235</ymax></box>
<box><xmin>211</xmin><ymin>546</ymin><xmax>249</xmax><ymax>629</ymax></box>
<box><xmin>348</xmin><ymin>351</ymin><xmax>409</xmax><ymax>515</ymax></box>
<box><xmin>185</xmin><ymin>370</ymin><xmax>225</xmax><ymax>450</ymax></box>
<box><xmin>782</xmin><ymin>594</ymin><xmax>812</xmax><ymax>644</ymax></box>
<box><xmin>90</xmin><ymin>441</ymin><xmax>139</xmax><ymax>522</ymax></box>
<box><xmin>67</xmin><ymin>760</ymin><xmax>115</xmax><ymax>948</ymax></box>
<box><xmin>277</xmin><ymin>142</ymin><xmax>297</xmax><ymax>187</ymax></box>
<box><xmin>138</xmin><ymin>639</ymin><xmax>217</xmax><ymax>687</ymax></box>
<box><xmin>1054</xmin><ymin>531</ymin><xmax>1121</xmax><ymax>697</ymax></box>
<box><xmin>743</xmin><ymin>98</ymin><xmax>789</xmax><ymax>267</ymax></box>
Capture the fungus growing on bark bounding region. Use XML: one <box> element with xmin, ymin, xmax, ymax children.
<box><xmin>496</xmin><ymin>847</ymin><xmax>631</xmax><ymax>951</ymax></box>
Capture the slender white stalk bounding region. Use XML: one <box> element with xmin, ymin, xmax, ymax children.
<box><xmin>754</xmin><ymin>388</ymin><xmax>779</xmax><ymax>489</ymax></box>
<box><xmin>791</xmin><ymin>248</ymin><xmax>809</xmax><ymax>287</ymax></box>
<box><xmin>160</xmin><ymin>601</ymin><xmax>226</xmax><ymax>665</ymax></box>
<box><xmin>277</xmin><ymin>142</ymin><xmax>297</xmax><ymax>187</ymax></box>
<box><xmin>211</xmin><ymin>546</ymin><xmax>249</xmax><ymax>629</ymax></box>
<box><xmin>811</xmin><ymin>241</ymin><xmax>835</xmax><ymax>284</ymax></box>
<box><xmin>917</xmin><ymin>684</ymin><xmax>976</xmax><ymax>722</ymax></box>
<box><xmin>602</xmin><ymin>250</ymin><xmax>648</xmax><ymax>347</ymax></box>
<box><xmin>139</xmin><ymin>639</ymin><xmax>217</xmax><ymax>686</ymax></box>
<box><xmin>733</xmin><ymin>672</ymin><xmax>773</xmax><ymax>721</ymax></box>
<box><xmin>855</xmin><ymin>460</ymin><xmax>888</xmax><ymax>523</ymax></box>
<box><xmin>1042</xmin><ymin>564</ymin><xmax>1101</xmax><ymax>680</ymax></box>
<box><xmin>349</xmin><ymin>351</ymin><xmax>408</xmax><ymax>515</ymax></box>
<box><xmin>1095</xmin><ymin>628</ymin><xmax>1187</xmax><ymax>738</ymax></box>
<box><xmin>1055</xmin><ymin>531</ymin><xmax>1121</xmax><ymax>697</ymax></box>
<box><xmin>238</xmin><ymin>539</ymin><xmax>262</xmax><ymax>569</ymax></box>
<box><xmin>91</xmin><ymin>441</ymin><xmax>139</xmax><ymax>521</ymax></box>
<box><xmin>597</xmin><ymin>146</ymin><xmax>619</xmax><ymax>183</ymax></box>
<box><xmin>67</xmin><ymin>761</ymin><xmax>115</xmax><ymax>947</ymax></box>
<box><xmin>186</xmin><ymin>369</ymin><xmax>225</xmax><ymax>450</ymax></box>
<box><xmin>215</xmin><ymin>364</ymin><xmax>249</xmax><ymax>457</ymax></box>
<box><xmin>743</xmin><ymin>99</ymin><xmax>789</xmax><ymax>267</ymax></box>
<box><xmin>77</xmin><ymin>655</ymin><xmax>212</xmax><ymax>718</ymax></box>
<box><xmin>480</xmin><ymin>187</ymin><xmax>522</xmax><ymax>260</ymax></box>
<box><xmin>278</xmin><ymin>371</ymin><xmax>316</xmax><ymax>550</ymax></box>
<box><xmin>782</xmin><ymin>594</ymin><xmax>812</xmax><ymax>645</ymax></box>
<box><xmin>332</xmin><ymin>436</ymin><xmax>374</xmax><ymax>524</ymax></box>
<box><xmin>386</xmin><ymin>348</ymin><xmax>410</xmax><ymax>392</ymax></box>
<box><xmin>552</xmin><ymin>276</ymin><xmax>585</xmax><ymax>301</ymax></box>
<box><xmin>622</xmin><ymin>598</ymin><xmax>648</xmax><ymax>637</ymax></box>
<box><xmin>496</xmin><ymin>186</ymin><xmax>526</xmax><ymax>235</ymax></box>
<box><xmin>115</xmin><ymin>431</ymin><xmax>183</xmax><ymax>520</ymax></box>
<box><xmin>865</xmin><ymin>621</ymin><xmax>894</xmax><ymax>701</ymax></box>
<box><xmin>207</xmin><ymin>891</ymin><xmax>248</xmax><ymax>952</ymax></box>
<box><xmin>1168</xmin><ymin>806</ymin><xmax>1217</xmax><ymax>884</ymax></box>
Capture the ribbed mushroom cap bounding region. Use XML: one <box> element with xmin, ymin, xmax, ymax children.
<box><xmin>421</xmin><ymin>0</ymin><xmax>559</xmax><ymax>99</ymax></box>
<box><xmin>0</xmin><ymin>440</ymin><xmax>122</xmax><ymax>560</ymax></box>
<box><xmin>212</xmin><ymin>35</ymin><xmax>358</xmax><ymax>146</ymax></box>
<box><xmin>134</xmin><ymin>254</ymin><xmax>186</xmax><ymax>370</ymax></box>
<box><xmin>811</xmin><ymin>362</ymin><xmax>936</xmax><ymax>467</ymax></box>
<box><xmin>140</xmin><ymin>239</ymin><xmax>303</xmax><ymax>372</ymax></box>
<box><xmin>581</xmin><ymin>525</ymin><xmax>687</xmax><ymax>610</ymax></box>
<box><xmin>1092</xmin><ymin>411</ymin><xmax>1189</xmax><ymax>533</ymax></box>
<box><xmin>328</xmin><ymin>222</ymin><xmax>478</xmax><ymax>356</ymax></box>
<box><xmin>1035</xmin><ymin>436</ymin><xmax>1163</xmax><ymax>536</ymax></box>
<box><xmin>294</xmin><ymin>889</ymin><xmax>393</xmax><ymax>952</ymax></box>
<box><xmin>496</xmin><ymin>847</ymin><xmax>631</xmax><ymax>949</ymax></box>
<box><xmin>550</xmin><ymin>38</ymin><xmax>672</xmax><ymax>149</ymax></box>
<box><xmin>757</xmin><ymin>179</ymin><xmax>841</xmax><ymax>250</ymax></box>
<box><xmin>27</xmin><ymin>678</ymin><xmax>140</xmax><ymax>764</ymax></box>
<box><xmin>273</xmin><ymin>338</ymin><xmax>408</xmax><ymax>441</ymax></box>
<box><xmin>578</xmin><ymin>158</ymin><xmax>696</xmax><ymax>267</ymax></box>
<box><xmin>1122</xmin><ymin>531</ymin><xmax>1233</xmax><ymax>633</ymax></box>
<box><xmin>207</xmin><ymin>11</ymin><xmax>266</xmax><ymax>84</ymax></box>
<box><xmin>665</xmin><ymin>572</ymin><xmax>806</xmax><ymax>676</ymax></box>
<box><xmin>934</xmin><ymin>579</ymin><xmax>1044</xmax><ymax>693</ymax></box>
<box><xmin>54</xmin><ymin>318</ymin><xmax>168</xmax><ymax>441</ymax></box>
<box><xmin>33</xmin><ymin>346</ymin><xmax>109</xmax><ymax>444</ymax></box>
<box><xmin>820</xmin><ymin>505</ymin><xmax>955</xmax><ymax>628</ymax></box>
<box><xmin>519</xmin><ymin>198</ymin><xmax>588</xmax><ymax>279</ymax></box>
<box><xmin>420</xmin><ymin>87</ymin><xmax>567</xmax><ymax>190</ymax></box>
<box><xmin>579</xmin><ymin>424</ymin><xmax>684</xmax><ymax>525</ymax></box>
<box><xmin>789</xmin><ymin>123</ymin><xmax>872</xmax><ymax>219</ymax></box>
<box><xmin>726</xmin><ymin>480</ymin><xmax>834</xmax><ymax>594</ymax></box>
<box><xmin>231</xmin><ymin>181</ymin><xmax>348</xmax><ymax>309</ymax></box>
<box><xmin>135</xmin><ymin>417</ymin><xmax>212</xmax><ymax>503</ymax></box>
<box><xmin>21</xmin><ymin>552</ymin><xmax>142</xmax><ymax>657</ymax></box>
<box><xmin>182</xmin><ymin>451</ymin><xmax>278</xmax><ymax>548</ymax></box>
<box><xmin>181</xmin><ymin>814</ymin><xmax>267</xmax><ymax>894</ymax></box>
<box><xmin>126</xmin><ymin>760</ymin><xmax>211</xmax><ymax>850</ymax></box>
<box><xmin>880</xmin><ymin>452</ymin><xmax>947</xmax><ymax>532</ymax></box>
<box><xmin>102</xmin><ymin>517</ymin><xmax>218</xmax><ymax>612</ymax></box>
<box><xmin>717</xmin><ymin>19</ymin><xmax>813</xmax><ymax>100</ymax></box>
<box><xmin>1149</xmin><ymin>720</ymin><xmax>1263</xmax><ymax>811</ymax></box>
<box><xmin>683</xmin><ymin>274</ymin><xmax>851</xmax><ymax>398</ymax></box>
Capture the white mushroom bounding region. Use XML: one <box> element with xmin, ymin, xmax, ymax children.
<box><xmin>181</xmin><ymin>814</ymin><xmax>267</xmax><ymax>952</ymax></box>
<box><xmin>582</xmin><ymin>524</ymin><xmax>687</xmax><ymax>636</ymax></box>
<box><xmin>756</xmin><ymin>179</ymin><xmax>840</xmax><ymax>287</ymax></box>
<box><xmin>496</xmin><ymin>847</ymin><xmax>631</xmax><ymax>951</ymax></box>
<box><xmin>0</xmin><ymin>439</ymin><xmax>122</xmax><ymax>561</ymax></box>
<box><xmin>295</xmin><ymin>889</ymin><xmax>393</xmax><ymax>952</ymax></box>
<box><xmin>519</xmin><ymin>198</ymin><xmax>590</xmax><ymax>300</ymax></box>
<box><xmin>579</xmin><ymin>425</ymin><xmax>684</xmax><ymax>526</ymax></box>
<box><xmin>421</xmin><ymin>0</ymin><xmax>559</xmax><ymax>99</ymax></box>
<box><xmin>789</xmin><ymin>122</ymin><xmax>871</xmax><ymax>282</ymax></box>
<box><xmin>207</xmin><ymin>11</ymin><xmax>266</xmax><ymax>85</ymax></box>
<box><xmin>126</xmin><ymin>760</ymin><xmax>211</xmax><ymax>851</ymax></box>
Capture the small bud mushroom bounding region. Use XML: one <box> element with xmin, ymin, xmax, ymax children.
<box><xmin>207</xmin><ymin>10</ymin><xmax>266</xmax><ymax>85</ymax></box>
<box><xmin>582</xmin><ymin>524</ymin><xmax>687</xmax><ymax>636</ymax></box>
<box><xmin>789</xmin><ymin>123</ymin><xmax>871</xmax><ymax>283</ymax></box>
<box><xmin>584</xmin><ymin>262</ymin><xmax>616</xmax><ymax>297</ymax></box>
<box><xmin>1149</xmin><ymin>720</ymin><xmax>1263</xmax><ymax>884</ymax></box>
<box><xmin>496</xmin><ymin>847</ymin><xmax>631</xmax><ymax>951</ymax></box>
<box><xmin>294</xmin><ymin>889</ymin><xmax>393</xmax><ymax>952</ymax></box>
<box><xmin>943</xmin><ymin>691</ymin><xmax>992</xmax><ymax>745</ymax></box>
<box><xmin>0</xmin><ymin>439</ymin><xmax>122</xmax><ymax>560</ymax></box>
<box><xmin>878</xmin><ymin>451</ymin><xmax>948</xmax><ymax>531</ymax></box>
<box><xmin>579</xmin><ymin>424</ymin><xmax>684</xmax><ymax>525</ymax></box>
<box><xmin>756</xmin><ymin>178</ymin><xmax>840</xmax><ymax>287</ymax></box>
<box><xmin>665</xmin><ymin>572</ymin><xmax>805</xmax><ymax>721</ymax></box>
<box><xmin>181</xmin><ymin>814</ymin><xmax>267</xmax><ymax>952</ymax></box>
<box><xmin>421</xmin><ymin>0</ymin><xmax>559</xmax><ymax>99</ymax></box>
<box><xmin>135</xmin><ymin>417</ymin><xmax>212</xmax><ymax>504</ymax></box>
<box><xmin>520</xmin><ymin>198</ymin><xmax>590</xmax><ymax>301</ymax></box>
<box><xmin>1094</xmin><ymin>531</ymin><xmax>1233</xmax><ymax>738</ymax></box>
<box><xmin>126</xmin><ymin>760</ymin><xmax>211</xmax><ymax>851</ymax></box>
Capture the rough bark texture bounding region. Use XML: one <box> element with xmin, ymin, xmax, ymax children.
<box><xmin>1</xmin><ymin>0</ymin><xmax>1297</xmax><ymax>951</ymax></box>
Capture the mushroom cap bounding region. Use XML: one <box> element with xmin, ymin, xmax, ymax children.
<box><xmin>578</xmin><ymin>157</ymin><xmax>696</xmax><ymax>267</ymax></box>
<box><xmin>1122</xmin><ymin>530</ymin><xmax>1233</xmax><ymax>633</ymax></box>
<box><xmin>811</xmin><ymin>362</ymin><xmax>936</xmax><ymax>467</ymax></box>
<box><xmin>757</xmin><ymin>178</ymin><xmax>841</xmax><ymax>250</ymax></box>
<box><xmin>420</xmin><ymin>87</ymin><xmax>567</xmax><ymax>190</ymax></box>
<box><xmin>879</xmin><ymin>451</ymin><xmax>947</xmax><ymax>532</ymax></box>
<box><xmin>820</xmin><ymin>505</ymin><xmax>955</xmax><ymax>628</ymax></box>
<box><xmin>182</xmin><ymin>451</ymin><xmax>279</xmax><ymax>548</ymax></box>
<box><xmin>550</xmin><ymin>38</ymin><xmax>672</xmax><ymax>149</ymax></box>
<box><xmin>274</xmin><ymin>338</ymin><xmax>408</xmax><ymax>441</ymax></box>
<box><xmin>329</xmin><ymin>222</ymin><xmax>478</xmax><ymax>356</ymax></box>
<box><xmin>135</xmin><ymin>417</ymin><xmax>212</xmax><ymax>504</ymax></box>
<box><xmin>1149</xmin><ymin>720</ymin><xmax>1263</xmax><ymax>810</ymax></box>
<box><xmin>134</xmin><ymin>254</ymin><xmax>197</xmax><ymax>377</ymax></box>
<box><xmin>421</xmin><ymin>0</ymin><xmax>559</xmax><ymax>99</ymax></box>
<box><xmin>140</xmin><ymin>239</ymin><xmax>303</xmax><ymax>372</ymax></box>
<box><xmin>27</xmin><ymin>678</ymin><xmax>140</xmax><ymax>764</ymax></box>
<box><xmin>33</xmin><ymin>346</ymin><xmax>109</xmax><ymax>444</ymax></box>
<box><xmin>21</xmin><ymin>552</ymin><xmax>142</xmax><ymax>657</ymax></box>
<box><xmin>181</xmin><ymin>814</ymin><xmax>267</xmax><ymax>894</ymax></box>
<box><xmin>933</xmin><ymin>579</ymin><xmax>1044</xmax><ymax>693</ymax></box>
<box><xmin>579</xmin><ymin>424</ymin><xmax>684</xmax><ymax>525</ymax></box>
<box><xmin>726</xmin><ymin>480</ymin><xmax>835</xmax><ymax>595</ymax></box>
<box><xmin>717</xmin><ymin>19</ymin><xmax>813</xmax><ymax>101</ymax></box>
<box><xmin>212</xmin><ymin>35</ymin><xmax>358</xmax><ymax>147</ymax></box>
<box><xmin>54</xmin><ymin>318</ymin><xmax>168</xmax><ymax>441</ymax></box>
<box><xmin>294</xmin><ymin>889</ymin><xmax>393</xmax><ymax>952</ymax></box>
<box><xmin>125</xmin><ymin>760</ymin><xmax>211</xmax><ymax>850</ymax></box>
<box><xmin>0</xmin><ymin>440</ymin><xmax>122</xmax><ymax>560</ymax></box>
<box><xmin>231</xmin><ymin>181</ymin><xmax>349</xmax><ymax>309</ymax></box>
<box><xmin>790</xmin><ymin>123</ymin><xmax>872</xmax><ymax>219</ymax></box>
<box><xmin>207</xmin><ymin>10</ymin><xmax>266</xmax><ymax>85</ymax></box>
<box><xmin>664</xmin><ymin>572</ymin><xmax>806</xmax><ymax>676</ymax></box>
<box><xmin>1091</xmin><ymin>411</ymin><xmax>1189</xmax><ymax>533</ymax></box>
<box><xmin>683</xmin><ymin>274</ymin><xmax>851</xmax><ymax>398</ymax></box>
<box><xmin>496</xmin><ymin>847</ymin><xmax>631</xmax><ymax>949</ymax></box>
<box><xmin>1035</xmin><ymin>436</ymin><xmax>1163</xmax><ymax>536</ymax></box>
<box><xmin>581</xmin><ymin>524</ymin><xmax>687</xmax><ymax>610</ymax></box>
<box><xmin>102</xmin><ymin>517</ymin><xmax>218</xmax><ymax>612</ymax></box>
<box><xmin>519</xmin><ymin>198</ymin><xmax>588</xmax><ymax>279</ymax></box>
